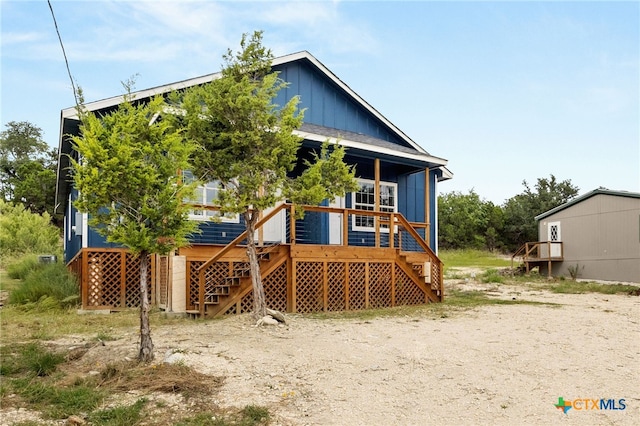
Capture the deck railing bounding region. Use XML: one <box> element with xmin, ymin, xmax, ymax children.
<box><xmin>195</xmin><ymin>203</ymin><xmax>443</xmax><ymax>316</ymax></box>
<box><xmin>511</xmin><ymin>241</ymin><xmax>564</xmax><ymax>275</ymax></box>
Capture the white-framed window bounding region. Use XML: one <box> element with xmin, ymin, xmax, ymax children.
<box><xmin>351</xmin><ymin>179</ymin><xmax>397</xmax><ymax>232</ymax></box>
<box><xmin>183</xmin><ymin>171</ymin><xmax>239</xmax><ymax>223</ymax></box>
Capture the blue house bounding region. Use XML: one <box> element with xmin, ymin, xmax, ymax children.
<box><xmin>55</xmin><ymin>51</ymin><xmax>452</xmax><ymax>316</ymax></box>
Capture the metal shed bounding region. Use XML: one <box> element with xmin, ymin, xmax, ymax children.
<box><xmin>535</xmin><ymin>188</ymin><xmax>640</xmax><ymax>283</ymax></box>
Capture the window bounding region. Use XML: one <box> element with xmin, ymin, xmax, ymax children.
<box><xmin>183</xmin><ymin>171</ymin><xmax>239</xmax><ymax>223</ymax></box>
<box><xmin>351</xmin><ymin>179</ymin><xmax>397</xmax><ymax>232</ymax></box>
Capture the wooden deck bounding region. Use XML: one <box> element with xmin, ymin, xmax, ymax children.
<box><xmin>511</xmin><ymin>241</ymin><xmax>564</xmax><ymax>278</ymax></box>
<box><xmin>69</xmin><ymin>203</ymin><xmax>444</xmax><ymax>316</ymax></box>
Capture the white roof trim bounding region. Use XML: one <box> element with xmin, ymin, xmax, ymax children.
<box><xmin>439</xmin><ymin>166</ymin><xmax>454</xmax><ymax>180</ymax></box>
<box><xmin>293</xmin><ymin>129</ymin><xmax>447</xmax><ymax>167</ymax></box>
<box><xmin>61</xmin><ymin>72</ymin><xmax>222</xmax><ymax>120</ymax></box>
<box><xmin>60</xmin><ymin>52</ymin><xmax>428</xmax><ymax>155</ymax></box>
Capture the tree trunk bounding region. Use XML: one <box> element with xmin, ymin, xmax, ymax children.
<box><xmin>138</xmin><ymin>250</ymin><xmax>154</xmax><ymax>362</ymax></box>
<box><xmin>245</xmin><ymin>211</ymin><xmax>267</xmax><ymax>319</ymax></box>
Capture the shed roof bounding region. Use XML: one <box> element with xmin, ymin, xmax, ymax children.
<box><xmin>535</xmin><ymin>188</ymin><xmax>640</xmax><ymax>221</ymax></box>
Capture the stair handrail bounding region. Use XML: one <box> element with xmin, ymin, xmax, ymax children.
<box><xmin>394</xmin><ymin>213</ymin><xmax>444</xmax><ymax>299</ymax></box>
<box><xmin>196</xmin><ymin>202</ymin><xmax>289</xmax><ymax>316</ymax></box>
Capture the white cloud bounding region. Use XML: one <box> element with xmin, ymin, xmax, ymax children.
<box><xmin>1</xmin><ymin>31</ymin><xmax>44</xmax><ymax>45</ymax></box>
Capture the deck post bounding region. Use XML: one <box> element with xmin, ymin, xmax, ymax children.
<box><xmin>389</xmin><ymin>213</ymin><xmax>395</xmax><ymax>249</ymax></box>
<box><xmin>81</xmin><ymin>249</ymin><xmax>88</xmax><ymax>308</ymax></box>
<box><xmin>424</xmin><ymin>168</ymin><xmax>430</xmax><ymax>247</ymax></box>
<box><xmin>375</xmin><ymin>158</ymin><xmax>380</xmax><ymax>248</ymax></box>
<box><xmin>390</xmin><ymin>260</ymin><xmax>396</xmax><ymax>306</ymax></box>
<box><xmin>323</xmin><ymin>261</ymin><xmax>328</xmax><ymax>312</ymax></box>
<box><xmin>289</xmin><ymin>204</ymin><xmax>296</xmax><ymax>245</ymax></box>
<box><xmin>344</xmin><ymin>261</ymin><xmax>350</xmax><ymax>310</ymax></box>
<box><xmin>365</xmin><ymin>262</ymin><xmax>370</xmax><ymax>308</ymax></box>
<box><xmin>291</xmin><ymin>260</ymin><xmax>297</xmax><ymax>313</ymax></box>
<box><xmin>120</xmin><ymin>251</ymin><xmax>127</xmax><ymax>307</ymax></box>
<box><xmin>547</xmin><ymin>241</ymin><xmax>552</xmax><ymax>278</ymax></box>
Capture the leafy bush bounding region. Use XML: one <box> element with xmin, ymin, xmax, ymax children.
<box><xmin>481</xmin><ymin>269</ymin><xmax>505</xmax><ymax>284</ymax></box>
<box><xmin>0</xmin><ymin>200</ymin><xmax>61</xmax><ymax>263</ymax></box>
<box><xmin>6</xmin><ymin>254</ymin><xmax>40</xmax><ymax>279</ymax></box>
<box><xmin>8</xmin><ymin>262</ymin><xmax>79</xmax><ymax>308</ymax></box>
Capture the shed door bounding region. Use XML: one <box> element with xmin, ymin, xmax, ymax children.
<box><xmin>547</xmin><ymin>221</ymin><xmax>562</xmax><ymax>257</ymax></box>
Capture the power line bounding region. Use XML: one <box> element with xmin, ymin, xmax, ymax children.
<box><xmin>47</xmin><ymin>0</ymin><xmax>80</xmax><ymax>107</ymax></box>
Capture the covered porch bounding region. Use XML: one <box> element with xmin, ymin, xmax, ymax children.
<box><xmin>69</xmin><ymin>203</ymin><xmax>443</xmax><ymax>317</ymax></box>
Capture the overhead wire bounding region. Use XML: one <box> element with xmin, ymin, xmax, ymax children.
<box><xmin>47</xmin><ymin>0</ymin><xmax>80</xmax><ymax>107</ymax></box>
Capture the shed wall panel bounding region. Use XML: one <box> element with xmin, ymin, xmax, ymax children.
<box><xmin>538</xmin><ymin>193</ymin><xmax>640</xmax><ymax>282</ymax></box>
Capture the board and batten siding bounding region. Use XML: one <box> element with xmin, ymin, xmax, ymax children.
<box><xmin>274</xmin><ymin>61</ymin><xmax>408</xmax><ymax>147</ymax></box>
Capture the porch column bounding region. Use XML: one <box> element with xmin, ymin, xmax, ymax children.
<box><xmin>374</xmin><ymin>158</ymin><xmax>380</xmax><ymax>248</ymax></box>
<box><xmin>424</xmin><ymin>168</ymin><xmax>430</xmax><ymax>248</ymax></box>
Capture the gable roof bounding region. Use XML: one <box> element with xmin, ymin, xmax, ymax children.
<box><xmin>60</xmin><ymin>51</ymin><xmax>434</xmax><ymax>154</ymax></box>
<box><xmin>56</xmin><ymin>51</ymin><xmax>450</xmax><ymax>213</ymax></box>
<box><xmin>535</xmin><ymin>188</ymin><xmax>640</xmax><ymax>221</ymax></box>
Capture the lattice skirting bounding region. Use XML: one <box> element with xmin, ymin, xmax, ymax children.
<box><xmin>80</xmin><ymin>250</ymin><xmax>153</xmax><ymax>309</ymax></box>
<box><xmin>187</xmin><ymin>258</ymin><xmax>429</xmax><ymax>316</ymax></box>
<box><xmin>292</xmin><ymin>260</ymin><xmax>427</xmax><ymax>314</ymax></box>
<box><xmin>73</xmin><ymin>248</ymin><xmax>435</xmax><ymax>313</ymax></box>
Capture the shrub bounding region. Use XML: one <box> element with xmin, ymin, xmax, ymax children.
<box><xmin>6</xmin><ymin>254</ymin><xmax>40</xmax><ymax>279</ymax></box>
<box><xmin>481</xmin><ymin>269</ymin><xmax>505</xmax><ymax>284</ymax></box>
<box><xmin>0</xmin><ymin>200</ymin><xmax>61</xmax><ymax>263</ymax></box>
<box><xmin>8</xmin><ymin>262</ymin><xmax>79</xmax><ymax>308</ymax></box>
<box><xmin>567</xmin><ymin>263</ymin><xmax>584</xmax><ymax>281</ymax></box>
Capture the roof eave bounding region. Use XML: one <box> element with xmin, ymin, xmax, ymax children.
<box><xmin>293</xmin><ymin>129</ymin><xmax>447</xmax><ymax>168</ymax></box>
<box><xmin>535</xmin><ymin>188</ymin><xmax>640</xmax><ymax>221</ymax></box>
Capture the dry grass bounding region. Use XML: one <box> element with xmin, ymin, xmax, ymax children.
<box><xmin>96</xmin><ymin>360</ymin><xmax>224</xmax><ymax>397</ymax></box>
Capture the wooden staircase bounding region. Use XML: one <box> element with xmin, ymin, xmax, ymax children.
<box><xmin>189</xmin><ymin>244</ymin><xmax>284</xmax><ymax>318</ymax></box>
<box><xmin>398</xmin><ymin>251</ymin><xmax>442</xmax><ymax>302</ymax></box>
<box><xmin>511</xmin><ymin>241</ymin><xmax>563</xmax><ymax>278</ymax></box>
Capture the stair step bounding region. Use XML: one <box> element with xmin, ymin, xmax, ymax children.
<box><xmin>207</xmin><ymin>285</ymin><xmax>230</xmax><ymax>295</ymax></box>
<box><xmin>225</xmin><ymin>277</ymin><xmax>242</xmax><ymax>286</ymax></box>
<box><xmin>203</xmin><ymin>294</ymin><xmax>220</xmax><ymax>304</ymax></box>
<box><xmin>233</xmin><ymin>268</ymin><xmax>251</xmax><ymax>277</ymax></box>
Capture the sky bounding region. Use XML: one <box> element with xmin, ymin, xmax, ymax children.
<box><xmin>1</xmin><ymin>0</ymin><xmax>638</xmax><ymax>204</ymax></box>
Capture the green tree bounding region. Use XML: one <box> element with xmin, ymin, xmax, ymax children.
<box><xmin>0</xmin><ymin>121</ymin><xmax>58</xmax><ymax>223</ymax></box>
<box><xmin>502</xmin><ymin>175</ymin><xmax>579</xmax><ymax>250</ymax></box>
<box><xmin>70</xmin><ymin>86</ymin><xmax>199</xmax><ymax>362</ymax></box>
<box><xmin>438</xmin><ymin>190</ymin><xmax>501</xmax><ymax>250</ymax></box>
<box><xmin>180</xmin><ymin>31</ymin><xmax>357</xmax><ymax>319</ymax></box>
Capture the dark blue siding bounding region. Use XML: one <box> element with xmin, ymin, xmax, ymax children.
<box><xmin>274</xmin><ymin>62</ymin><xmax>410</xmax><ymax>147</ymax></box>
<box><xmin>189</xmin><ymin>221</ymin><xmax>246</xmax><ymax>245</ymax></box>
<box><xmin>65</xmin><ymin>190</ymin><xmax>81</xmax><ymax>263</ymax></box>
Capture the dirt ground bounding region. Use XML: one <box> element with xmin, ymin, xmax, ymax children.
<box><xmin>3</xmin><ymin>278</ymin><xmax>639</xmax><ymax>425</ymax></box>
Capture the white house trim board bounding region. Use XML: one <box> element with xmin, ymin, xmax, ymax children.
<box><xmin>81</xmin><ymin>212</ymin><xmax>89</xmax><ymax>248</ymax></box>
<box><xmin>293</xmin><ymin>130</ymin><xmax>448</xmax><ymax>167</ymax></box>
